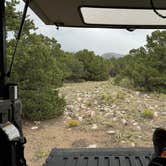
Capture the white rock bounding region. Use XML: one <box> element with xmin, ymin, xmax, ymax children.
<box><xmin>91</xmin><ymin>124</ymin><xmax>98</xmax><ymax>130</ymax></box>
<box><xmin>90</xmin><ymin>111</ymin><xmax>96</xmax><ymax>118</ymax></box>
<box><xmin>161</xmin><ymin>112</ymin><xmax>166</xmax><ymax>115</ymax></box>
<box><xmin>67</xmin><ymin>105</ymin><xmax>74</xmax><ymax>110</ymax></box>
<box><xmin>113</xmin><ymin>117</ymin><xmax>117</xmax><ymax>121</ymax></box>
<box><xmin>131</xmin><ymin>142</ymin><xmax>135</xmax><ymax>147</ymax></box>
<box><xmin>34</xmin><ymin>121</ymin><xmax>40</xmax><ymax>125</ymax></box>
<box><xmin>136</xmin><ymin>126</ymin><xmax>141</xmax><ymax>131</ymax></box>
<box><xmin>154</xmin><ymin>112</ymin><xmax>159</xmax><ymax>117</ymax></box>
<box><xmin>104</xmin><ymin>113</ymin><xmax>113</xmax><ymax>118</ymax></box>
<box><xmin>80</xmin><ymin>104</ymin><xmax>85</xmax><ymax>109</ymax></box>
<box><xmin>31</xmin><ymin>126</ymin><xmax>38</xmax><ymax>130</ymax></box>
<box><xmin>111</xmin><ymin>105</ymin><xmax>116</xmax><ymax>109</ymax></box>
<box><xmin>77</xmin><ymin>97</ymin><xmax>82</xmax><ymax>102</ymax></box>
<box><xmin>133</xmin><ymin>122</ymin><xmax>138</xmax><ymax>126</ymax></box>
<box><xmin>106</xmin><ymin>130</ymin><xmax>116</xmax><ymax>135</ymax></box>
<box><xmin>121</xmin><ymin>111</ymin><xmax>126</xmax><ymax>114</ymax></box>
<box><xmin>66</xmin><ymin>116</ymin><xmax>72</xmax><ymax>120</ymax></box>
<box><xmin>87</xmin><ymin>144</ymin><xmax>97</xmax><ymax>148</ymax></box>
<box><xmin>78</xmin><ymin>116</ymin><xmax>83</xmax><ymax>121</ymax></box>
<box><xmin>94</xmin><ymin>100</ymin><xmax>98</xmax><ymax>105</ymax></box>
<box><xmin>121</xmin><ymin>119</ymin><xmax>127</xmax><ymax>125</ymax></box>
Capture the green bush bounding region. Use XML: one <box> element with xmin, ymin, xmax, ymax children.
<box><xmin>21</xmin><ymin>88</ymin><xmax>65</xmax><ymax>121</ymax></box>
<box><xmin>112</xmin><ymin>30</ymin><xmax>166</xmax><ymax>93</ymax></box>
<box><xmin>114</xmin><ymin>77</ymin><xmax>133</xmax><ymax>88</ymax></box>
<box><xmin>66</xmin><ymin>119</ymin><xmax>80</xmax><ymax>127</ymax></box>
<box><xmin>142</xmin><ymin>109</ymin><xmax>154</xmax><ymax>119</ymax></box>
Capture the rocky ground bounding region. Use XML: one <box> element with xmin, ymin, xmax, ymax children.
<box><xmin>24</xmin><ymin>80</ymin><xmax>166</xmax><ymax>166</ymax></box>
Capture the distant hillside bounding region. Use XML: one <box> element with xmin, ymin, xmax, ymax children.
<box><xmin>102</xmin><ymin>52</ymin><xmax>123</xmax><ymax>59</ymax></box>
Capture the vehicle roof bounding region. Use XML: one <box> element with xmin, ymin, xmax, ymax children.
<box><xmin>28</xmin><ymin>0</ymin><xmax>166</xmax><ymax>29</ymax></box>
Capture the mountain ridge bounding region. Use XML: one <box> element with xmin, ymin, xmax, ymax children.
<box><xmin>102</xmin><ymin>52</ymin><xmax>124</xmax><ymax>59</ymax></box>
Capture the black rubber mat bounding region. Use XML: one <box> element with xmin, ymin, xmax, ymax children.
<box><xmin>43</xmin><ymin>148</ymin><xmax>153</xmax><ymax>166</ymax></box>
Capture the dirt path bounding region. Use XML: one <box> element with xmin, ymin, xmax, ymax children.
<box><xmin>24</xmin><ymin>118</ymin><xmax>114</xmax><ymax>166</ymax></box>
<box><xmin>23</xmin><ymin>81</ymin><xmax>166</xmax><ymax>166</ymax></box>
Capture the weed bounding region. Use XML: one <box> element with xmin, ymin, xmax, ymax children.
<box><xmin>67</xmin><ymin>119</ymin><xmax>80</xmax><ymax>127</ymax></box>
<box><xmin>85</xmin><ymin>102</ymin><xmax>92</xmax><ymax>107</ymax></box>
<box><xmin>100</xmin><ymin>92</ymin><xmax>112</xmax><ymax>102</ymax></box>
<box><xmin>142</xmin><ymin>109</ymin><xmax>155</xmax><ymax>119</ymax></box>
<box><xmin>35</xmin><ymin>149</ymin><xmax>48</xmax><ymax>159</ymax></box>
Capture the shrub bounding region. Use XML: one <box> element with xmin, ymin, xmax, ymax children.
<box><xmin>142</xmin><ymin>109</ymin><xmax>155</xmax><ymax>119</ymax></box>
<box><xmin>67</xmin><ymin>119</ymin><xmax>80</xmax><ymax>127</ymax></box>
<box><xmin>21</xmin><ymin>88</ymin><xmax>66</xmax><ymax>121</ymax></box>
<box><xmin>100</xmin><ymin>92</ymin><xmax>112</xmax><ymax>102</ymax></box>
<box><xmin>114</xmin><ymin>77</ymin><xmax>133</xmax><ymax>89</ymax></box>
<box><xmin>85</xmin><ymin>102</ymin><xmax>92</xmax><ymax>107</ymax></box>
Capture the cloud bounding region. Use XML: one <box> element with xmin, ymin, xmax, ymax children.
<box><xmin>18</xmin><ymin>2</ymin><xmax>154</xmax><ymax>55</ymax></box>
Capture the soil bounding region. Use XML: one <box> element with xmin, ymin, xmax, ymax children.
<box><xmin>23</xmin><ymin>81</ymin><xmax>166</xmax><ymax>166</ymax></box>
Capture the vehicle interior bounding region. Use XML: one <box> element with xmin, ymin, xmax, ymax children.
<box><xmin>0</xmin><ymin>0</ymin><xmax>166</xmax><ymax>166</ymax></box>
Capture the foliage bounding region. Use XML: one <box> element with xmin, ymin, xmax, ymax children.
<box><xmin>6</xmin><ymin>0</ymin><xmax>66</xmax><ymax>120</ymax></box>
<box><xmin>142</xmin><ymin>109</ymin><xmax>155</xmax><ymax>119</ymax></box>
<box><xmin>75</xmin><ymin>49</ymin><xmax>110</xmax><ymax>81</ymax></box>
<box><xmin>7</xmin><ymin>33</ymin><xmax>66</xmax><ymax>120</ymax></box>
<box><xmin>6</xmin><ymin>0</ymin><xmax>36</xmax><ymax>37</ymax></box>
<box><xmin>21</xmin><ymin>88</ymin><xmax>65</xmax><ymax>121</ymax></box>
<box><xmin>110</xmin><ymin>30</ymin><xmax>166</xmax><ymax>93</ymax></box>
<box><xmin>66</xmin><ymin>119</ymin><xmax>80</xmax><ymax>127</ymax></box>
<box><xmin>56</xmin><ymin>49</ymin><xmax>110</xmax><ymax>82</ymax></box>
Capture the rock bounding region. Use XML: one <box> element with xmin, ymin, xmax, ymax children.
<box><xmin>144</xmin><ymin>94</ymin><xmax>150</xmax><ymax>98</ymax></box>
<box><xmin>87</xmin><ymin>144</ymin><xmax>97</xmax><ymax>148</ymax></box>
<box><xmin>66</xmin><ymin>105</ymin><xmax>74</xmax><ymax>111</ymax></box>
<box><xmin>121</xmin><ymin>140</ymin><xmax>126</xmax><ymax>144</ymax></box>
<box><xmin>94</xmin><ymin>100</ymin><xmax>98</xmax><ymax>105</ymax></box>
<box><xmin>77</xmin><ymin>97</ymin><xmax>82</xmax><ymax>102</ymax></box>
<box><xmin>131</xmin><ymin>142</ymin><xmax>135</xmax><ymax>147</ymax></box>
<box><xmin>121</xmin><ymin>119</ymin><xmax>127</xmax><ymax>125</ymax></box>
<box><xmin>113</xmin><ymin>117</ymin><xmax>117</xmax><ymax>121</ymax></box>
<box><xmin>160</xmin><ymin>111</ymin><xmax>166</xmax><ymax>115</ymax></box>
<box><xmin>121</xmin><ymin>111</ymin><xmax>126</xmax><ymax>114</ymax></box>
<box><xmin>90</xmin><ymin>111</ymin><xmax>96</xmax><ymax>118</ymax></box>
<box><xmin>154</xmin><ymin>112</ymin><xmax>159</xmax><ymax>118</ymax></box>
<box><xmin>100</xmin><ymin>108</ymin><xmax>106</xmax><ymax>112</ymax></box>
<box><xmin>104</xmin><ymin>112</ymin><xmax>113</xmax><ymax>118</ymax></box>
<box><xmin>80</xmin><ymin>104</ymin><xmax>86</xmax><ymax>109</ymax></box>
<box><xmin>133</xmin><ymin>122</ymin><xmax>138</xmax><ymax>126</ymax></box>
<box><xmin>91</xmin><ymin>124</ymin><xmax>98</xmax><ymax>130</ymax></box>
<box><xmin>78</xmin><ymin>116</ymin><xmax>83</xmax><ymax>121</ymax></box>
<box><xmin>106</xmin><ymin>130</ymin><xmax>116</xmax><ymax>135</ymax></box>
<box><xmin>34</xmin><ymin>121</ymin><xmax>40</xmax><ymax>125</ymax></box>
<box><xmin>31</xmin><ymin>126</ymin><xmax>38</xmax><ymax>130</ymax></box>
<box><xmin>66</xmin><ymin>116</ymin><xmax>72</xmax><ymax>120</ymax></box>
<box><xmin>111</xmin><ymin>105</ymin><xmax>116</xmax><ymax>109</ymax></box>
<box><xmin>75</xmin><ymin>107</ymin><xmax>80</xmax><ymax>112</ymax></box>
<box><xmin>136</xmin><ymin>126</ymin><xmax>141</xmax><ymax>131</ymax></box>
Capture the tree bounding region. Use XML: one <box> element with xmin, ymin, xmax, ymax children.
<box><xmin>6</xmin><ymin>0</ymin><xmax>36</xmax><ymax>37</ymax></box>
<box><xmin>114</xmin><ymin>30</ymin><xmax>166</xmax><ymax>93</ymax></box>
<box><xmin>6</xmin><ymin>1</ymin><xmax>66</xmax><ymax>120</ymax></box>
<box><xmin>75</xmin><ymin>49</ymin><xmax>109</xmax><ymax>81</ymax></box>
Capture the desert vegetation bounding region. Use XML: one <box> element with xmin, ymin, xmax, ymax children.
<box><xmin>4</xmin><ymin>1</ymin><xmax>166</xmax><ymax>166</ymax></box>
<box><xmin>6</xmin><ymin>1</ymin><xmax>166</xmax><ymax>121</ymax></box>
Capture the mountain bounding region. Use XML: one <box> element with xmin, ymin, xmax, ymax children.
<box><xmin>102</xmin><ymin>52</ymin><xmax>123</xmax><ymax>59</ymax></box>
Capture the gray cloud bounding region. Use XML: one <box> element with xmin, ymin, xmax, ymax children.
<box><xmin>18</xmin><ymin>2</ymin><xmax>154</xmax><ymax>55</ymax></box>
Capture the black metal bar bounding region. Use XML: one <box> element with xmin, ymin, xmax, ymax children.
<box><xmin>0</xmin><ymin>0</ymin><xmax>7</xmax><ymax>86</ymax></box>
<box><xmin>7</xmin><ymin>0</ymin><xmax>30</xmax><ymax>78</ymax></box>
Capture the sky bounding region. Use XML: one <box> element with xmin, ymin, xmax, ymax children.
<box><xmin>18</xmin><ymin>2</ymin><xmax>154</xmax><ymax>55</ymax></box>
